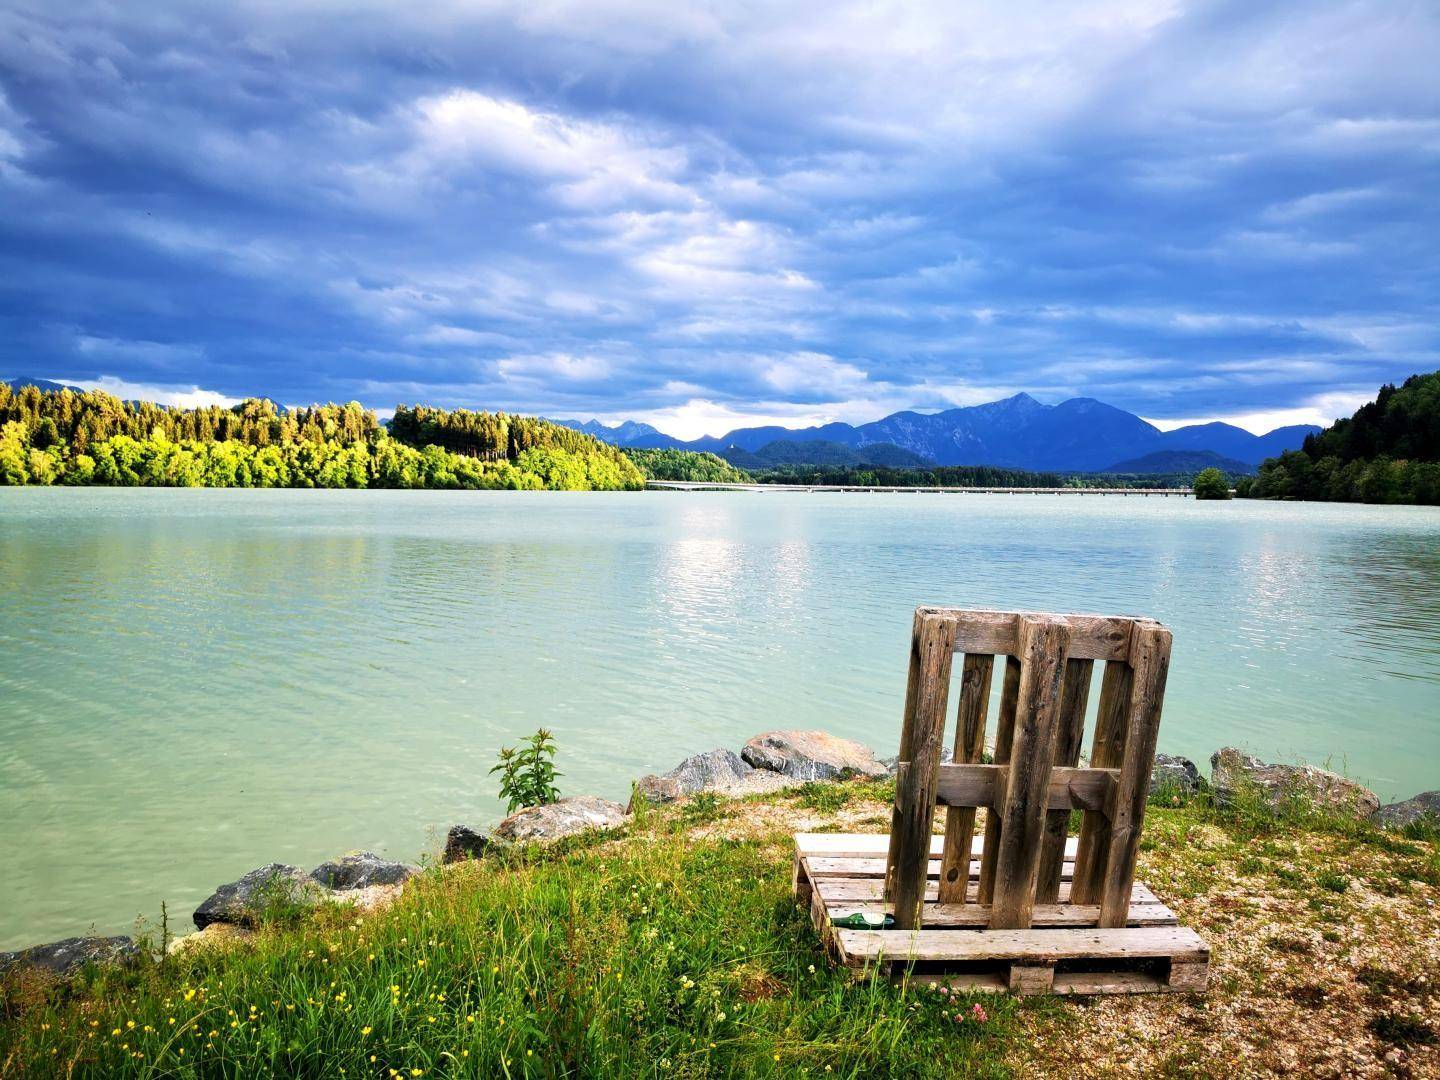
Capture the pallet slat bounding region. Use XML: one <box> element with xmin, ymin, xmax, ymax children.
<box><xmin>834</xmin><ymin>925</ymin><xmax>1209</xmax><ymax>964</ymax></box>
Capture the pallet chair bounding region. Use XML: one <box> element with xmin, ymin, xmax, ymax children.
<box><xmin>792</xmin><ymin>607</ymin><xmax>1209</xmax><ymax>995</ymax></box>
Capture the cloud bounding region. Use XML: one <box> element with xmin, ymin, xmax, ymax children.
<box><xmin>0</xmin><ymin>0</ymin><xmax>1435</xmax><ymax>432</ymax></box>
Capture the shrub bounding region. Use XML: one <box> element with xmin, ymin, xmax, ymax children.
<box><xmin>490</xmin><ymin>728</ymin><xmax>563</xmax><ymax>813</ymax></box>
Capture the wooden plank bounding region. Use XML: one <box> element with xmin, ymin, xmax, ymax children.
<box><xmin>834</xmin><ymin>925</ymin><xmax>1209</xmax><ymax>964</ymax></box>
<box><xmin>938</xmin><ymin>653</ymin><xmax>994</xmax><ymax>903</ymax></box>
<box><xmin>989</xmin><ymin>616</ymin><xmax>1071</xmax><ymax>929</ymax></box>
<box><xmin>796</xmin><ymin>833</ymin><xmax>1078</xmax><ymax>859</ymax></box>
<box><xmin>822</xmin><ymin>900</ymin><xmax>1179</xmax><ymax>929</ymax></box>
<box><xmin>1037</xmin><ymin>658</ymin><xmax>1093</xmax><ymax>902</ymax></box>
<box><xmin>1009</xmin><ymin>965</ymin><xmax>1055</xmax><ymax>995</ymax></box>
<box><xmin>816</xmin><ymin>877</ymin><xmax>1154</xmax><ymax>903</ymax></box>
<box><xmin>888</xmin><ymin>612</ymin><xmax>957</xmax><ymax>929</ymax></box>
<box><xmin>977</xmin><ymin>655</ymin><xmax>1020</xmax><ymax>903</ymax></box>
<box><xmin>1070</xmin><ymin>658</ymin><xmax>1132</xmax><ymax>905</ymax></box>
<box><xmin>1098</xmin><ymin>623</ymin><xmax>1173</xmax><ymax>926</ymax></box>
<box><xmin>931</xmin><ymin>764</ymin><xmax>1116</xmax><ymax>812</ymax></box>
<box><xmin>1052</xmin><ymin>971</ymin><xmax>1166</xmax><ymax>995</ymax></box>
<box><xmin>914</xmin><ymin>607</ymin><xmax>1135</xmax><ymax>661</ymax></box>
<box><xmin>1167</xmin><ymin>961</ymin><xmax>1209</xmax><ymax>992</ymax></box>
<box><xmin>806</xmin><ymin>854</ymin><xmax>1072</xmax><ymax>880</ymax></box>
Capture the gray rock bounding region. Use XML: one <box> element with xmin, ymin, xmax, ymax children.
<box><xmin>629</xmin><ymin>749</ymin><xmax>792</xmax><ymax>810</ymax></box>
<box><xmin>492</xmin><ymin>796</ymin><xmax>628</xmax><ymax>844</ymax></box>
<box><xmin>193</xmin><ymin>864</ymin><xmax>328</xmax><ymax>930</ymax></box>
<box><xmin>1371</xmin><ymin>790</ymin><xmax>1440</xmax><ymax>829</ymax></box>
<box><xmin>0</xmin><ymin>935</ymin><xmax>140</xmax><ymax>977</ymax></box>
<box><xmin>741</xmin><ymin>730</ymin><xmax>888</xmax><ymax>781</ymax></box>
<box><xmin>881</xmin><ymin>747</ymin><xmax>954</xmax><ymax>773</ymax></box>
<box><xmin>309</xmin><ymin>852</ymin><xmax>418</xmax><ymax>890</ymax></box>
<box><xmin>1210</xmin><ymin>748</ymin><xmax>1380</xmax><ymax>818</ymax></box>
<box><xmin>1150</xmin><ymin>754</ymin><xmax>1202</xmax><ymax>796</ymax></box>
<box><xmin>443</xmin><ymin>824</ymin><xmax>494</xmax><ymax>864</ymax></box>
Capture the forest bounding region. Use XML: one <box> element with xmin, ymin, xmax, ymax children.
<box><xmin>0</xmin><ymin>385</ymin><xmax>645</xmax><ymax>491</ymax></box>
<box><xmin>1239</xmin><ymin>371</ymin><xmax>1440</xmax><ymax>504</ymax></box>
<box><xmin>621</xmin><ymin>448</ymin><xmax>751</xmax><ymax>484</ymax></box>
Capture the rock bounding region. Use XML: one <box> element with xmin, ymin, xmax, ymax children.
<box><xmin>881</xmin><ymin>747</ymin><xmax>954</xmax><ymax>773</ymax></box>
<box><xmin>167</xmin><ymin>923</ymin><xmax>253</xmax><ymax>957</ymax></box>
<box><xmin>330</xmin><ymin>883</ymin><xmax>405</xmax><ymax>912</ymax></box>
<box><xmin>1150</xmin><ymin>754</ymin><xmax>1202</xmax><ymax>796</ymax></box>
<box><xmin>443</xmin><ymin>825</ymin><xmax>494</xmax><ymax>864</ymax></box>
<box><xmin>193</xmin><ymin>864</ymin><xmax>328</xmax><ymax>930</ymax></box>
<box><xmin>309</xmin><ymin>852</ymin><xmax>418</xmax><ymax>890</ymax></box>
<box><xmin>492</xmin><ymin>796</ymin><xmax>627</xmax><ymax>845</ymax></box>
<box><xmin>628</xmin><ymin>749</ymin><xmax>792</xmax><ymax>809</ymax></box>
<box><xmin>741</xmin><ymin>730</ymin><xmax>888</xmax><ymax>781</ymax></box>
<box><xmin>1210</xmin><ymin>748</ymin><xmax>1380</xmax><ymax>818</ymax></box>
<box><xmin>0</xmin><ymin>935</ymin><xmax>140</xmax><ymax>977</ymax></box>
<box><xmin>1371</xmin><ymin>790</ymin><xmax>1440</xmax><ymax>829</ymax></box>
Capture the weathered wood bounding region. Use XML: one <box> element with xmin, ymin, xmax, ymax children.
<box><xmin>823</xmin><ymin>900</ymin><xmax>1179</xmax><ymax>928</ymax></box>
<box><xmin>888</xmin><ymin>612</ymin><xmax>958</xmax><ymax>929</ymax></box>
<box><xmin>1009</xmin><ymin>965</ymin><xmax>1055</xmax><ymax>995</ymax></box>
<box><xmin>792</xmin><ymin>851</ymin><xmax>812</xmax><ymax>909</ymax></box>
<box><xmin>989</xmin><ymin>617</ymin><xmax>1072</xmax><ymax>929</ymax></box>
<box><xmin>976</xmin><ymin>656</ymin><xmax>1020</xmax><ymax>903</ymax></box>
<box><xmin>1097</xmin><ymin>623</ymin><xmax>1173</xmax><ymax>926</ymax></box>
<box><xmin>1036</xmin><ymin>658</ymin><xmax>1094</xmax><ymax>902</ymax></box>
<box><xmin>1069</xmin><ymin>658</ymin><xmax>1132</xmax><ymax>904</ymax></box>
<box><xmin>795</xmin><ymin>833</ymin><xmax>1078</xmax><ymax>859</ymax></box>
<box><xmin>1167</xmin><ymin>961</ymin><xmax>1209</xmax><ymax>992</ymax></box>
<box><xmin>929</xmin><ymin>764</ymin><xmax>1116</xmax><ymax>813</ymax></box>
<box><xmin>938</xmin><ymin>653</ymin><xmax>994</xmax><ymax>903</ymax></box>
<box><xmin>914</xmin><ymin>607</ymin><xmax>1134</xmax><ymax>661</ymax></box>
<box><xmin>815</xmin><ymin>876</ymin><xmax>1156</xmax><ymax>903</ymax></box>
<box><xmin>884</xmin><ymin>607</ymin><xmax>930</xmax><ymax>899</ymax></box>
<box><xmin>834</xmin><ymin>925</ymin><xmax>1209</xmax><ymax>964</ymax></box>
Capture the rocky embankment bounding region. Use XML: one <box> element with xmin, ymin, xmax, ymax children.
<box><xmin>2</xmin><ymin>731</ymin><xmax>1434</xmax><ymax>979</ymax></box>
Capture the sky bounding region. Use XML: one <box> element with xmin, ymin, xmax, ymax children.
<box><xmin>1</xmin><ymin>1</ymin><xmax>1437</xmax><ymax>439</ymax></box>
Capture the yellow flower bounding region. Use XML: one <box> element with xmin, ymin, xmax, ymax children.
<box><xmin>362</xmin><ymin>1027</ymin><xmax>372</xmax><ymax>1036</ymax></box>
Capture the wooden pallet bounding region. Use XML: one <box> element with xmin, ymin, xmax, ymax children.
<box><xmin>794</xmin><ymin>833</ymin><xmax>1208</xmax><ymax>994</ymax></box>
<box><xmin>793</xmin><ymin>608</ymin><xmax>1209</xmax><ymax>996</ymax></box>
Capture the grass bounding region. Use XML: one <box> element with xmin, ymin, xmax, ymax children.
<box><xmin>1</xmin><ymin>793</ymin><xmax>1024</xmax><ymax>1078</ymax></box>
<box><xmin>3</xmin><ymin>779</ymin><xmax>1437</xmax><ymax>1078</ymax></box>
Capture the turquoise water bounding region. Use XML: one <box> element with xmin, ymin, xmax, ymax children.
<box><xmin>1</xmin><ymin>488</ymin><xmax>1438</xmax><ymax>949</ymax></box>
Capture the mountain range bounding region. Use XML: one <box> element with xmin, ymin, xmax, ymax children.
<box><xmin>553</xmin><ymin>393</ymin><xmax>1318</xmax><ymax>472</ymax></box>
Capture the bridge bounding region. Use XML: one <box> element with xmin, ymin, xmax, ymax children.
<box><xmin>645</xmin><ymin>481</ymin><xmax>1194</xmax><ymax>496</ymax></box>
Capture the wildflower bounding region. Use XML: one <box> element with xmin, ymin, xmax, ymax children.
<box><xmin>807</xmin><ymin>964</ymin><xmax>816</xmax><ymax>973</ymax></box>
<box><xmin>971</xmin><ymin>1002</ymin><xmax>988</xmax><ymax>1023</ymax></box>
<box><xmin>362</xmin><ymin>1027</ymin><xmax>372</xmax><ymax>1036</ymax></box>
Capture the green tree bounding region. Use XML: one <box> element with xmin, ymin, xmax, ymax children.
<box><xmin>1192</xmin><ymin>467</ymin><xmax>1231</xmax><ymax>500</ymax></box>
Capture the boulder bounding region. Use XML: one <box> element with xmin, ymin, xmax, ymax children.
<box><xmin>167</xmin><ymin>923</ymin><xmax>253</xmax><ymax>957</ymax></box>
<box><xmin>1210</xmin><ymin>748</ymin><xmax>1380</xmax><ymax>818</ymax></box>
<box><xmin>629</xmin><ymin>749</ymin><xmax>792</xmax><ymax>809</ymax></box>
<box><xmin>443</xmin><ymin>824</ymin><xmax>494</xmax><ymax>864</ymax></box>
<box><xmin>309</xmin><ymin>852</ymin><xmax>418</xmax><ymax>890</ymax></box>
<box><xmin>1150</xmin><ymin>754</ymin><xmax>1202</xmax><ymax>796</ymax></box>
<box><xmin>0</xmin><ymin>935</ymin><xmax>140</xmax><ymax>977</ymax></box>
<box><xmin>1371</xmin><ymin>790</ymin><xmax>1440</xmax><ymax>829</ymax></box>
<box><xmin>193</xmin><ymin>864</ymin><xmax>328</xmax><ymax>930</ymax></box>
<box><xmin>880</xmin><ymin>747</ymin><xmax>954</xmax><ymax>773</ymax></box>
<box><xmin>492</xmin><ymin>796</ymin><xmax>628</xmax><ymax>845</ymax></box>
<box><xmin>741</xmin><ymin>731</ymin><xmax>888</xmax><ymax>781</ymax></box>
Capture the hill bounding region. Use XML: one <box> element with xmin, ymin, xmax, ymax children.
<box><xmin>1104</xmin><ymin>449</ymin><xmax>1254</xmax><ymax>475</ymax></box>
<box><xmin>1242</xmin><ymin>370</ymin><xmax>1440</xmax><ymax>504</ymax></box>
<box><xmin>720</xmin><ymin>438</ymin><xmax>932</xmax><ymax>469</ymax></box>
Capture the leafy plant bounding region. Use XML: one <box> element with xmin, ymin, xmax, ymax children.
<box><xmin>1192</xmin><ymin>467</ymin><xmax>1232</xmax><ymax>500</ymax></box>
<box><xmin>491</xmin><ymin>728</ymin><xmax>563</xmax><ymax>813</ymax></box>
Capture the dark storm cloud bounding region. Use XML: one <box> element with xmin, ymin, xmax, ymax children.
<box><xmin>0</xmin><ymin>0</ymin><xmax>1436</xmax><ymax>435</ymax></box>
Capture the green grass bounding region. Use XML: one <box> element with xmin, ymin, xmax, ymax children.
<box><xmin>1</xmin><ymin>819</ymin><xmax>1025</xmax><ymax>1078</ymax></box>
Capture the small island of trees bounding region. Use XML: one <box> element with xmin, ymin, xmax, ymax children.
<box><xmin>0</xmin><ymin>385</ymin><xmax>645</xmax><ymax>491</ymax></box>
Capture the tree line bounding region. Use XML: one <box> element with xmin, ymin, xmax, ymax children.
<box><xmin>0</xmin><ymin>385</ymin><xmax>645</xmax><ymax>491</ymax></box>
<box><xmin>1238</xmin><ymin>371</ymin><xmax>1440</xmax><ymax>504</ymax></box>
<box><xmin>621</xmin><ymin>448</ymin><xmax>751</xmax><ymax>484</ymax></box>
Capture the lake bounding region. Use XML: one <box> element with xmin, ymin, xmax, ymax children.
<box><xmin>1</xmin><ymin>488</ymin><xmax>1438</xmax><ymax>949</ymax></box>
